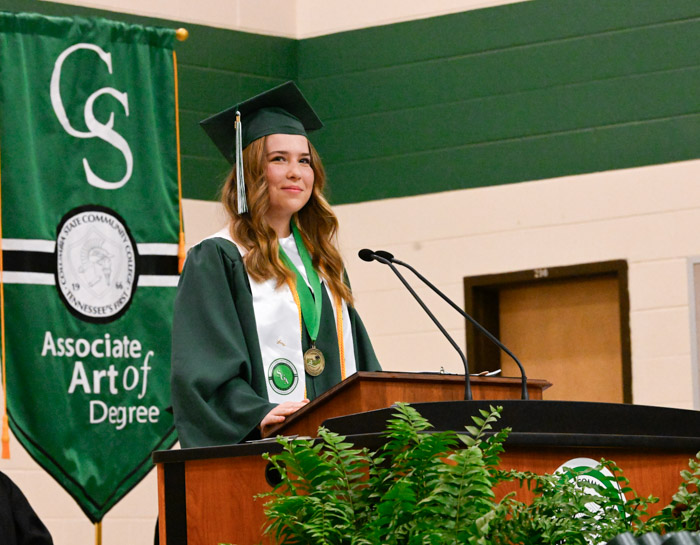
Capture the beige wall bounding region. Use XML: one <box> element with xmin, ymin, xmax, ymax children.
<box><xmin>42</xmin><ymin>0</ymin><xmax>526</xmax><ymax>36</ymax></box>
<box><xmin>294</xmin><ymin>0</ymin><xmax>528</xmax><ymax>38</ymax></box>
<box><xmin>41</xmin><ymin>0</ymin><xmax>299</xmax><ymax>36</ymax></box>
<box><xmin>334</xmin><ymin>161</ymin><xmax>699</xmax><ymax>411</ymax></box>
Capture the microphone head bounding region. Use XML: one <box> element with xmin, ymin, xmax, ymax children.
<box><xmin>358</xmin><ymin>249</ymin><xmax>376</xmax><ymax>262</ymax></box>
<box><xmin>374</xmin><ymin>250</ymin><xmax>394</xmax><ymax>261</ymax></box>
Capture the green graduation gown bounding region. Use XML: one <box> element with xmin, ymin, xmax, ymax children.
<box><xmin>171</xmin><ymin>237</ymin><xmax>381</xmax><ymax>448</ymax></box>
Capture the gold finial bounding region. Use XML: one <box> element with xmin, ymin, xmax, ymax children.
<box><xmin>175</xmin><ymin>28</ymin><xmax>189</xmax><ymax>41</ymax></box>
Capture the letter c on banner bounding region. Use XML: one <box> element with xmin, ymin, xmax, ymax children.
<box><xmin>50</xmin><ymin>43</ymin><xmax>133</xmax><ymax>190</ymax></box>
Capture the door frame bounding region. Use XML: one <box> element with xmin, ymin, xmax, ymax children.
<box><xmin>686</xmin><ymin>257</ymin><xmax>700</xmax><ymax>410</ymax></box>
<box><xmin>463</xmin><ymin>260</ymin><xmax>632</xmax><ymax>403</ymax></box>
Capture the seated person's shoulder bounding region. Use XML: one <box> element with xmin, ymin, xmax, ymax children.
<box><xmin>0</xmin><ymin>471</ymin><xmax>54</xmax><ymax>545</ymax></box>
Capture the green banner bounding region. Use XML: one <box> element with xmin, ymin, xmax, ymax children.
<box><xmin>0</xmin><ymin>13</ymin><xmax>179</xmax><ymax>522</ymax></box>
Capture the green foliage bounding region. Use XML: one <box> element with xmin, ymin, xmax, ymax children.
<box><xmin>261</xmin><ymin>430</ymin><xmax>374</xmax><ymax>544</ymax></box>
<box><xmin>491</xmin><ymin>460</ymin><xmax>657</xmax><ymax>545</ymax></box>
<box><xmin>257</xmin><ymin>405</ymin><xmax>700</xmax><ymax>545</ymax></box>
<box><xmin>646</xmin><ymin>453</ymin><xmax>700</xmax><ymax>534</ymax></box>
<box><xmin>260</xmin><ymin>403</ymin><xmax>506</xmax><ymax>545</ymax></box>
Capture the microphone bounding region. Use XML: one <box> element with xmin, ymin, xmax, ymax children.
<box><xmin>358</xmin><ymin>249</ymin><xmax>473</xmax><ymax>400</ymax></box>
<box><xmin>357</xmin><ymin>248</ymin><xmax>376</xmax><ymax>262</ymax></box>
<box><xmin>374</xmin><ymin>249</ymin><xmax>529</xmax><ymax>400</ymax></box>
<box><xmin>374</xmin><ymin>250</ymin><xmax>394</xmax><ymax>261</ymax></box>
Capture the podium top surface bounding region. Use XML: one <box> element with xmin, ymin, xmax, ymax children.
<box><xmin>262</xmin><ymin>371</ymin><xmax>550</xmax><ymax>438</ymax></box>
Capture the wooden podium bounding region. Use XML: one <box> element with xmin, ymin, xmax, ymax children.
<box><xmin>262</xmin><ymin>371</ymin><xmax>549</xmax><ymax>438</ymax></box>
<box><xmin>154</xmin><ymin>373</ymin><xmax>700</xmax><ymax>545</ymax></box>
<box><xmin>323</xmin><ymin>399</ymin><xmax>700</xmax><ymax>515</ymax></box>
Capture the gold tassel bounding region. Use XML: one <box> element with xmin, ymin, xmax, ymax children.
<box><xmin>2</xmin><ymin>414</ymin><xmax>9</xmax><ymax>459</ymax></box>
<box><xmin>178</xmin><ymin>231</ymin><xmax>186</xmax><ymax>273</ymax></box>
<box><xmin>173</xmin><ymin>49</ymin><xmax>185</xmax><ymax>273</ymax></box>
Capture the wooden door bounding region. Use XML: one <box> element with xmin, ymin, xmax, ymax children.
<box><xmin>499</xmin><ymin>276</ymin><xmax>623</xmax><ymax>402</ymax></box>
<box><xmin>464</xmin><ymin>261</ymin><xmax>631</xmax><ymax>403</ymax></box>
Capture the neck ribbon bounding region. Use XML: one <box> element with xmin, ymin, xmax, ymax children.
<box><xmin>278</xmin><ymin>222</ymin><xmax>323</xmax><ymax>343</ymax></box>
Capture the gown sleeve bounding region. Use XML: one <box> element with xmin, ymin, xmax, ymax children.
<box><xmin>349</xmin><ymin>305</ymin><xmax>382</xmax><ymax>372</ymax></box>
<box><xmin>170</xmin><ymin>239</ymin><xmax>276</xmax><ymax>448</ymax></box>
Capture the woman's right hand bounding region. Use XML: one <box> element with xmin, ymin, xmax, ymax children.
<box><xmin>260</xmin><ymin>399</ymin><xmax>309</xmax><ymax>435</ymax></box>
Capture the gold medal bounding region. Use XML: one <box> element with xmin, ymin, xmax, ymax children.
<box><xmin>304</xmin><ymin>346</ymin><xmax>325</xmax><ymax>376</ymax></box>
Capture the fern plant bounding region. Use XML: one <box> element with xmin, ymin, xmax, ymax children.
<box><xmin>491</xmin><ymin>460</ymin><xmax>657</xmax><ymax>545</ymax></box>
<box><xmin>261</xmin><ymin>430</ymin><xmax>374</xmax><ymax>544</ymax></box>
<box><xmin>260</xmin><ymin>403</ymin><xmax>507</xmax><ymax>545</ymax></box>
<box><xmin>647</xmin><ymin>454</ymin><xmax>700</xmax><ymax>533</ymax></box>
<box><xmin>368</xmin><ymin>404</ymin><xmax>503</xmax><ymax>545</ymax></box>
<box><xmin>257</xmin><ymin>404</ymin><xmax>700</xmax><ymax>545</ymax></box>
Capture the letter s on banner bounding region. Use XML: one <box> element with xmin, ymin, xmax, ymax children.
<box><xmin>83</xmin><ymin>88</ymin><xmax>132</xmax><ymax>189</ymax></box>
<box><xmin>50</xmin><ymin>43</ymin><xmax>133</xmax><ymax>190</ymax></box>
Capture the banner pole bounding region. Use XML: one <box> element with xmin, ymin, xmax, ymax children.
<box><xmin>95</xmin><ymin>521</ymin><xmax>102</xmax><ymax>545</ymax></box>
<box><xmin>173</xmin><ymin>29</ymin><xmax>188</xmax><ymax>272</ymax></box>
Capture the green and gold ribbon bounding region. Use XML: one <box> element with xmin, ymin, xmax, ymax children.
<box><xmin>279</xmin><ymin>222</ymin><xmax>323</xmax><ymax>345</ymax></box>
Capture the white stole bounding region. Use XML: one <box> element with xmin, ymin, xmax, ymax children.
<box><xmin>205</xmin><ymin>228</ymin><xmax>357</xmax><ymax>403</ymax></box>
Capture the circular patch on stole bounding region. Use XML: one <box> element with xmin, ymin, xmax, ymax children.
<box><xmin>268</xmin><ymin>359</ymin><xmax>299</xmax><ymax>395</ymax></box>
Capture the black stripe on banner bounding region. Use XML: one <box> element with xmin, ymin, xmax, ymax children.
<box><xmin>3</xmin><ymin>250</ymin><xmax>55</xmax><ymax>273</ymax></box>
<box><xmin>138</xmin><ymin>254</ymin><xmax>179</xmax><ymax>276</ymax></box>
<box><xmin>2</xmin><ymin>250</ymin><xmax>178</xmax><ymax>276</ymax></box>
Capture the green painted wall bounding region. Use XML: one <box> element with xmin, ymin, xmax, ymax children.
<box><xmin>300</xmin><ymin>0</ymin><xmax>700</xmax><ymax>204</ymax></box>
<box><xmin>1</xmin><ymin>1</ymin><xmax>700</xmax><ymax>204</ymax></box>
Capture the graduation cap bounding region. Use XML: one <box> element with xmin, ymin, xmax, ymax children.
<box><xmin>200</xmin><ymin>81</ymin><xmax>323</xmax><ymax>214</ymax></box>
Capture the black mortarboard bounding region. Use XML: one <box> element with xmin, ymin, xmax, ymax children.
<box><xmin>200</xmin><ymin>81</ymin><xmax>324</xmax><ymax>164</ymax></box>
<box><xmin>199</xmin><ymin>81</ymin><xmax>323</xmax><ymax>214</ymax></box>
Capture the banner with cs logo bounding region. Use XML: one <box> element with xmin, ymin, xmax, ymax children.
<box><xmin>0</xmin><ymin>12</ymin><xmax>179</xmax><ymax>523</ymax></box>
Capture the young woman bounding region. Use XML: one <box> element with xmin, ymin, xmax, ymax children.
<box><xmin>170</xmin><ymin>82</ymin><xmax>381</xmax><ymax>448</ymax></box>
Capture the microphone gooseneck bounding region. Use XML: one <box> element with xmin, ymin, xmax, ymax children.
<box><xmin>377</xmin><ymin>250</ymin><xmax>529</xmax><ymax>400</ymax></box>
<box><xmin>358</xmin><ymin>249</ymin><xmax>473</xmax><ymax>401</ymax></box>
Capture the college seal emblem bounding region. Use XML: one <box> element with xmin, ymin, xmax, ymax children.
<box><xmin>555</xmin><ymin>457</ymin><xmax>625</xmax><ymax>515</ymax></box>
<box><xmin>268</xmin><ymin>358</ymin><xmax>299</xmax><ymax>395</ymax></box>
<box><xmin>55</xmin><ymin>205</ymin><xmax>138</xmax><ymax>323</ymax></box>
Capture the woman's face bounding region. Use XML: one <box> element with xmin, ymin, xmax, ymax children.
<box><xmin>263</xmin><ymin>133</ymin><xmax>314</xmax><ymax>234</ymax></box>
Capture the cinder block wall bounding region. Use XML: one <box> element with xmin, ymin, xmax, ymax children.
<box><xmin>1</xmin><ymin>1</ymin><xmax>699</xmax><ymax>543</ymax></box>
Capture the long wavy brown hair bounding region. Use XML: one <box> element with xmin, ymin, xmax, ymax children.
<box><xmin>221</xmin><ymin>135</ymin><xmax>353</xmax><ymax>305</ymax></box>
